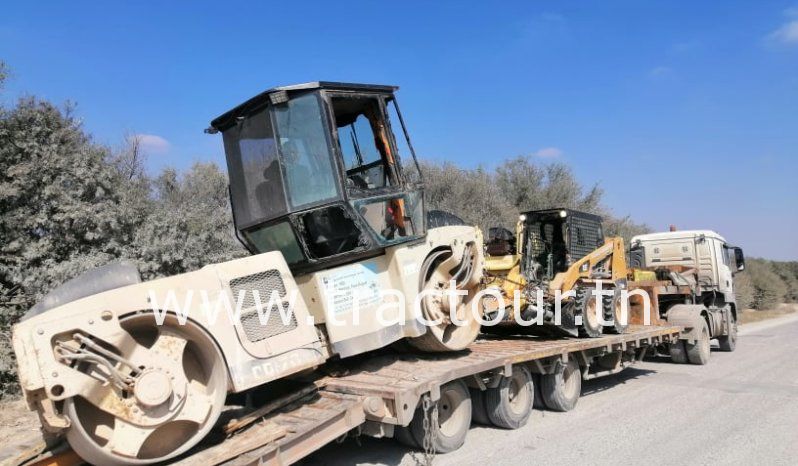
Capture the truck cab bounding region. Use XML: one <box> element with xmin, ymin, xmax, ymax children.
<box><xmin>630</xmin><ymin>230</ymin><xmax>745</xmax><ymax>358</ymax></box>
<box><xmin>630</xmin><ymin>230</ymin><xmax>745</xmax><ymax>309</ymax></box>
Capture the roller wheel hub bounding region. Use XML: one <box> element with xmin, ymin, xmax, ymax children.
<box><xmin>134</xmin><ymin>370</ymin><xmax>173</xmax><ymax>408</ymax></box>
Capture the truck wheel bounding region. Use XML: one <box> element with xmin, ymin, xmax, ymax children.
<box><xmin>485</xmin><ymin>366</ymin><xmax>534</xmax><ymax>429</ymax></box>
<box><xmin>576</xmin><ymin>287</ymin><xmax>603</xmax><ymax>338</ymax></box>
<box><xmin>469</xmin><ymin>388</ymin><xmax>491</xmax><ymax>425</ymax></box>
<box><xmin>686</xmin><ymin>320</ymin><xmax>711</xmax><ymax>365</ymax></box>
<box><xmin>540</xmin><ymin>359</ymin><xmax>581</xmax><ymax>412</ymax></box>
<box><xmin>669</xmin><ymin>340</ymin><xmax>687</xmax><ymax>364</ymax></box>
<box><xmin>717</xmin><ymin>312</ymin><xmax>737</xmax><ymax>352</ymax></box>
<box><xmin>409</xmin><ymin>379</ymin><xmax>472</xmax><ymax>453</ymax></box>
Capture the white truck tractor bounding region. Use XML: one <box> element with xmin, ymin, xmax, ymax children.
<box><xmin>629</xmin><ymin>229</ymin><xmax>746</xmax><ymax>364</ymax></box>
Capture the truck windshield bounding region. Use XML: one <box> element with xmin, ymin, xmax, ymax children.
<box><xmin>273</xmin><ymin>93</ymin><xmax>340</xmax><ymax>208</ymax></box>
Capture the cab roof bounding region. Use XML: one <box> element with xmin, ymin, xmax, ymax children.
<box><xmin>209</xmin><ymin>81</ymin><xmax>398</xmax><ymax>131</ymax></box>
<box><xmin>632</xmin><ymin>230</ymin><xmax>726</xmax><ymax>243</ymax></box>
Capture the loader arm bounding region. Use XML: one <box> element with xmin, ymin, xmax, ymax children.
<box><xmin>549</xmin><ymin>237</ymin><xmax>627</xmax><ymax>293</ymax></box>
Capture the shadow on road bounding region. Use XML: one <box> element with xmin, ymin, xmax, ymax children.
<box><xmin>580</xmin><ymin>366</ymin><xmax>657</xmax><ymax>397</ymax></box>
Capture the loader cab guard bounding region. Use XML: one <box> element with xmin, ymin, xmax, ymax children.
<box><xmin>210</xmin><ymin>82</ymin><xmax>426</xmax><ymax>273</ymax></box>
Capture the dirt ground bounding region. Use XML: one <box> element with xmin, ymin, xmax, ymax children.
<box><xmin>739</xmin><ymin>303</ymin><xmax>797</xmax><ymax>324</ymax></box>
<box><xmin>1</xmin><ymin>304</ymin><xmax>795</xmax><ymax>458</ymax></box>
<box><xmin>0</xmin><ymin>398</ymin><xmax>40</xmax><ymax>446</ymax></box>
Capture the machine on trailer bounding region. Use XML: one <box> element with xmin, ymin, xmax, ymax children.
<box><xmin>10</xmin><ymin>82</ymin><xmax>484</xmax><ymax>466</ymax></box>
<box><xmin>483</xmin><ymin>208</ymin><xmax>628</xmax><ymax>337</ymax></box>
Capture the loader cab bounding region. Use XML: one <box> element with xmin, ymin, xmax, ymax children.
<box><xmin>518</xmin><ymin>209</ymin><xmax>604</xmax><ymax>280</ymax></box>
<box><xmin>210</xmin><ymin>82</ymin><xmax>425</xmax><ymax>273</ymax></box>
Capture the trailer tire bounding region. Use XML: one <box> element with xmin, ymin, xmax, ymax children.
<box><xmin>485</xmin><ymin>366</ymin><xmax>534</xmax><ymax>429</ymax></box>
<box><xmin>669</xmin><ymin>340</ymin><xmax>687</xmax><ymax>364</ymax></box>
<box><xmin>469</xmin><ymin>388</ymin><xmax>491</xmax><ymax>425</ymax></box>
<box><xmin>409</xmin><ymin>379</ymin><xmax>472</xmax><ymax>453</ymax></box>
<box><xmin>540</xmin><ymin>359</ymin><xmax>581</xmax><ymax>412</ymax></box>
<box><xmin>717</xmin><ymin>311</ymin><xmax>737</xmax><ymax>352</ymax></box>
<box><xmin>394</xmin><ymin>423</ymin><xmax>420</xmax><ymax>448</ymax></box>
<box><xmin>686</xmin><ymin>320</ymin><xmax>711</xmax><ymax>365</ymax></box>
<box><xmin>532</xmin><ymin>373</ymin><xmax>545</xmax><ymax>409</ymax></box>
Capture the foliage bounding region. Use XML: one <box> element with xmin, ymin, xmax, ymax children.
<box><xmin>420</xmin><ymin>157</ymin><xmax>648</xmax><ymax>243</ymax></box>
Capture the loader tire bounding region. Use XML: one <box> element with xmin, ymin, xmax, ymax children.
<box><xmin>670</xmin><ymin>340</ymin><xmax>688</xmax><ymax>364</ymax></box>
<box><xmin>485</xmin><ymin>366</ymin><xmax>534</xmax><ymax>429</ymax></box>
<box><xmin>604</xmin><ymin>288</ymin><xmax>628</xmax><ymax>334</ymax></box>
<box><xmin>717</xmin><ymin>311</ymin><xmax>737</xmax><ymax>352</ymax></box>
<box><xmin>686</xmin><ymin>319</ymin><xmax>711</xmax><ymax>365</ymax></box>
<box><xmin>576</xmin><ymin>287</ymin><xmax>603</xmax><ymax>338</ymax></box>
<box><xmin>409</xmin><ymin>379</ymin><xmax>472</xmax><ymax>453</ymax></box>
<box><xmin>540</xmin><ymin>359</ymin><xmax>581</xmax><ymax>412</ymax></box>
<box><xmin>469</xmin><ymin>388</ymin><xmax>491</xmax><ymax>425</ymax></box>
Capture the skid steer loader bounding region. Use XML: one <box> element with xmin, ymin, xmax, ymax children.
<box><xmin>482</xmin><ymin>208</ymin><xmax>627</xmax><ymax>337</ymax></box>
<box><xmin>11</xmin><ymin>82</ymin><xmax>484</xmax><ymax>465</ymax></box>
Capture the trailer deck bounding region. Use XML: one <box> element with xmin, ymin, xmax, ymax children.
<box><xmin>10</xmin><ymin>325</ymin><xmax>680</xmax><ymax>466</ymax></box>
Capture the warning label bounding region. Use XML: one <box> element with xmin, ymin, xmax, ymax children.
<box><xmin>321</xmin><ymin>262</ymin><xmax>382</xmax><ymax>315</ymax></box>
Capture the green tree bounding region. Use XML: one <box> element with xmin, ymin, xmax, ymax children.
<box><xmin>128</xmin><ymin>162</ymin><xmax>244</xmax><ymax>279</ymax></box>
<box><xmin>746</xmin><ymin>259</ymin><xmax>788</xmax><ymax>310</ymax></box>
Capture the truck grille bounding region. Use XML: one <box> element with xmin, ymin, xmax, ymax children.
<box><xmin>228</xmin><ymin>270</ymin><xmax>296</xmax><ymax>343</ymax></box>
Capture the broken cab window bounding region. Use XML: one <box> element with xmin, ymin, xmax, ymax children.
<box><xmin>298</xmin><ymin>205</ymin><xmax>365</xmax><ymax>258</ymax></box>
<box><xmin>332</xmin><ymin>96</ymin><xmax>394</xmax><ymax>192</ymax></box>
<box><xmin>353</xmin><ymin>191</ymin><xmax>425</xmax><ymax>244</ymax></box>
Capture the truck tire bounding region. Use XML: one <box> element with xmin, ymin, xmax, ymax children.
<box><xmin>686</xmin><ymin>319</ymin><xmax>711</xmax><ymax>365</ymax></box>
<box><xmin>717</xmin><ymin>311</ymin><xmax>737</xmax><ymax>352</ymax></box>
<box><xmin>485</xmin><ymin>366</ymin><xmax>534</xmax><ymax>429</ymax></box>
<box><xmin>670</xmin><ymin>340</ymin><xmax>688</xmax><ymax>364</ymax></box>
<box><xmin>540</xmin><ymin>359</ymin><xmax>581</xmax><ymax>412</ymax></box>
<box><xmin>469</xmin><ymin>388</ymin><xmax>491</xmax><ymax>425</ymax></box>
<box><xmin>409</xmin><ymin>379</ymin><xmax>472</xmax><ymax>453</ymax></box>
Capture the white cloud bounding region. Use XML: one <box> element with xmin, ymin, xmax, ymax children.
<box><xmin>768</xmin><ymin>20</ymin><xmax>798</xmax><ymax>45</ymax></box>
<box><xmin>649</xmin><ymin>66</ymin><xmax>674</xmax><ymax>78</ymax></box>
<box><xmin>133</xmin><ymin>134</ymin><xmax>170</xmax><ymax>155</ymax></box>
<box><xmin>533</xmin><ymin>147</ymin><xmax>563</xmax><ymax>158</ymax></box>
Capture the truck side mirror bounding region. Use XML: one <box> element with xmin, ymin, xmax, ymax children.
<box><xmin>733</xmin><ymin>247</ymin><xmax>745</xmax><ymax>272</ymax></box>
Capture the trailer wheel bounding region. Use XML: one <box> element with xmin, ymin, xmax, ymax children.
<box><xmin>485</xmin><ymin>366</ymin><xmax>534</xmax><ymax>429</ymax></box>
<box><xmin>532</xmin><ymin>373</ymin><xmax>545</xmax><ymax>409</ymax></box>
<box><xmin>410</xmin><ymin>379</ymin><xmax>472</xmax><ymax>453</ymax></box>
<box><xmin>686</xmin><ymin>320</ymin><xmax>711</xmax><ymax>365</ymax></box>
<box><xmin>669</xmin><ymin>340</ymin><xmax>687</xmax><ymax>364</ymax></box>
<box><xmin>717</xmin><ymin>311</ymin><xmax>737</xmax><ymax>352</ymax></box>
<box><xmin>394</xmin><ymin>423</ymin><xmax>420</xmax><ymax>448</ymax></box>
<box><xmin>469</xmin><ymin>388</ymin><xmax>491</xmax><ymax>425</ymax></box>
<box><xmin>540</xmin><ymin>359</ymin><xmax>581</xmax><ymax>412</ymax></box>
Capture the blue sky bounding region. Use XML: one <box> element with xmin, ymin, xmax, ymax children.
<box><xmin>1</xmin><ymin>1</ymin><xmax>796</xmax><ymax>259</ymax></box>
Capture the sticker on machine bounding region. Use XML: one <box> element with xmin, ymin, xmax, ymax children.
<box><xmin>321</xmin><ymin>261</ymin><xmax>382</xmax><ymax>315</ymax></box>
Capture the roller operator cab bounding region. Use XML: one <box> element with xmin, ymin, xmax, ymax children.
<box><xmin>209</xmin><ymin>82</ymin><xmax>426</xmax><ymax>274</ymax></box>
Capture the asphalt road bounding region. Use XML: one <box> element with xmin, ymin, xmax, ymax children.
<box><xmin>300</xmin><ymin>315</ymin><xmax>798</xmax><ymax>466</ymax></box>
